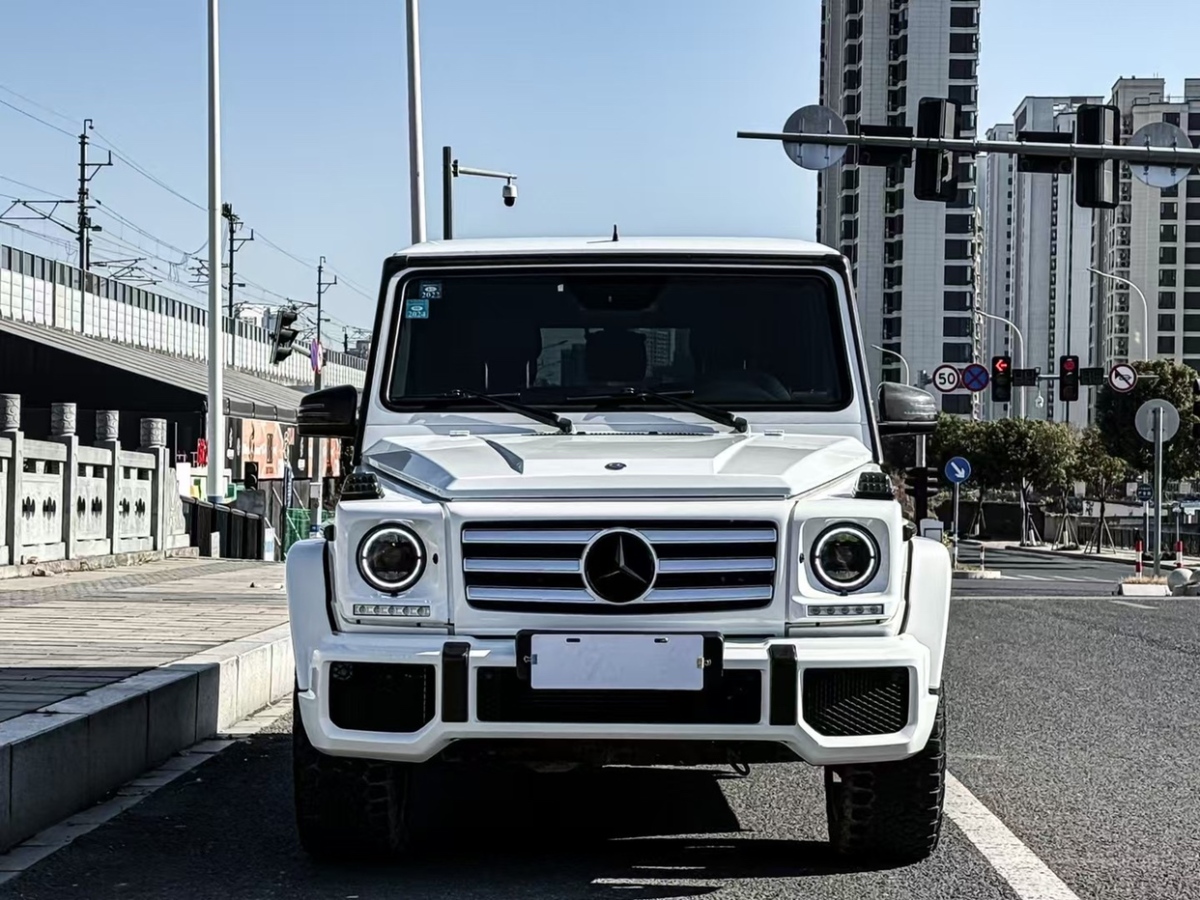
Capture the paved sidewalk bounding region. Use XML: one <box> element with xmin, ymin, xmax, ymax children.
<box><xmin>0</xmin><ymin>558</ymin><xmax>293</xmax><ymax>852</ymax></box>
<box><xmin>0</xmin><ymin>559</ymin><xmax>287</xmax><ymax>723</ymax></box>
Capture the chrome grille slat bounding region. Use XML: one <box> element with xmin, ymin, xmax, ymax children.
<box><xmin>464</xmin><ymin>558</ymin><xmax>583</xmax><ymax>574</ymax></box>
<box><xmin>461</xmin><ymin>520</ymin><xmax>779</xmax><ymax>614</ymax></box>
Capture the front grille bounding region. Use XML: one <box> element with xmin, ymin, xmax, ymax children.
<box><xmin>801</xmin><ymin>667</ymin><xmax>910</xmax><ymax>737</ymax></box>
<box><xmin>460</xmin><ymin>520</ymin><xmax>779</xmax><ymax>614</ymax></box>
<box><xmin>475</xmin><ymin>667</ymin><xmax>763</xmax><ymax>725</ymax></box>
<box><xmin>327</xmin><ymin>662</ymin><xmax>435</xmax><ymax>733</ymax></box>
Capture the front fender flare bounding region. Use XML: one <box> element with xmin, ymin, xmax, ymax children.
<box><xmin>903</xmin><ymin>535</ymin><xmax>952</xmax><ymax>690</ymax></box>
<box><xmin>285</xmin><ymin>538</ymin><xmax>334</xmax><ymax>692</ymax></box>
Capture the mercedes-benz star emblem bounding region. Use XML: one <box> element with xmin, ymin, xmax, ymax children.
<box><xmin>605</xmin><ymin>462</ymin><xmax>626</xmax><ymax>470</ymax></box>
<box><xmin>581</xmin><ymin>528</ymin><xmax>658</xmax><ymax>604</ymax></box>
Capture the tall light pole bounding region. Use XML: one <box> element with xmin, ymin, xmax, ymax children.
<box><xmin>871</xmin><ymin>344</ymin><xmax>910</xmax><ymax>385</ymax></box>
<box><xmin>1089</xmin><ymin>267</ymin><xmax>1150</xmax><ymax>363</ymax></box>
<box><xmin>205</xmin><ymin>0</ymin><xmax>225</xmax><ymax>504</ymax></box>
<box><xmin>406</xmin><ymin>0</ymin><xmax>426</xmax><ymax>244</ymax></box>
<box><xmin>976</xmin><ymin>308</ymin><xmax>1026</xmax><ymax>418</ymax></box>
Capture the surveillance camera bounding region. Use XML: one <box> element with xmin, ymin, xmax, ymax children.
<box><xmin>502</xmin><ymin>181</ymin><xmax>518</xmax><ymax>207</ymax></box>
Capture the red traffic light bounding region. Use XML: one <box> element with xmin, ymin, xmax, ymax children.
<box><xmin>993</xmin><ymin>358</ymin><xmax>1009</xmax><ymax>374</ymax></box>
<box><xmin>1063</xmin><ymin>358</ymin><xmax>1077</xmax><ymax>372</ymax></box>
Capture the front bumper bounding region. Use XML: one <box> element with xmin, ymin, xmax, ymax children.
<box><xmin>295</xmin><ymin>631</ymin><xmax>939</xmax><ymax>767</ymax></box>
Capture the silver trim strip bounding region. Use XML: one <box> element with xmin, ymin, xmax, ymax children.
<box><xmin>464</xmin><ymin>558</ymin><xmax>582</xmax><ymax>573</ymax></box>
<box><xmin>462</xmin><ymin>527</ymin><xmax>778</xmax><ymax>544</ymax></box>
<box><xmin>657</xmin><ymin>557</ymin><xmax>776</xmax><ymax>573</ymax></box>
<box><xmin>465</xmin><ymin>585</ymin><xmax>774</xmax><ymax>603</ymax></box>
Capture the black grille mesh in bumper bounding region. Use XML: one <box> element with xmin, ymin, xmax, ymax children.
<box><xmin>801</xmin><ymin>667</ymin><xmax>910</xmax><ymax>737</ymax></box>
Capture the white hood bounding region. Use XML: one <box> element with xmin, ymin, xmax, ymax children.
<box><xmin>362</xmin><ymin>431</ymin><xmax>873</xmax><ymax>501</ymax></box>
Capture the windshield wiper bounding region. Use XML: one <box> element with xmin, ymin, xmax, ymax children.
<box><xmin>566</xmin><ymin>388</ymin><xmax>748</xmax><ymax>434</ymax></box>
<box><xmin>400</xmin><ymin>389</ymin><xmax>574</xmax><ymax>434</ymax></box>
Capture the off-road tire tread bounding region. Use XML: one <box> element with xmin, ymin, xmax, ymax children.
<box><xmin>825</xmin><ymin>691</ymin><xmax>947</xmax><ymax>865</ymax></box>
<box><xmin>292</xmin><ymin>690</ymin><xmax>409</xmax><ymax>861</ymax></box>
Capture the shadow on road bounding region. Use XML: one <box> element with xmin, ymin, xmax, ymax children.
<box><xmin>2</xmin><ymin>731</ymin><xmax>890</xmax><ymax>900</ymax></box>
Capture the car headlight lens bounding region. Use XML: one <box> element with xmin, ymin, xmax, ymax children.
<box><xmin>811</xmin><ymin>524</ymin><xmax>879</xmax><ymax>592</ymax></box>
<box><xmin>358</xmin><ymin>525</ymin><xmax>426</xmax><ymax>593</ymax></box>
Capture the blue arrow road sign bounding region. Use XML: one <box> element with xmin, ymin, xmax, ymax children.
<box><xmin>945</xmin><ymin>456</ymin><xmax>972</xmax><ymax>484</ymax></box>
<box><xmin>962</xmin><ymin>363</ymin><xmax>990</xmax><ymax>392</ymax></box>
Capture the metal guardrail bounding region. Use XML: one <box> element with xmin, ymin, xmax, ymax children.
<box><xmin>181</xmin><ymin>496</ymin><xmax>266</xmax><ymax>559</ymax></box>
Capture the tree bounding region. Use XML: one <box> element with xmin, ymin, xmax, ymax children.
<box><xmin>927</xmin><ymin>416</ymin><xmax>1004</xmax><ymax>535</ymax></box>
<box><xmin>1072</xmin><ymin>425</ymin><xmax>1129</xmax><ymax>552</ymax></box>
<box><xmin>989</xmin><ymin>418</ymin><xmax>1078</xmax><ymax>544</ymax></box>
<box><xmin>1094</xmin><ymin>358</ymin><xmax>1200</xmax><ymax>479</ymax></box>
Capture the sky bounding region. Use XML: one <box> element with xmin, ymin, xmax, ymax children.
<box><xmin>3</xmin><ymin>0</ymin><xmax>1200</xmax><ymax>338</ymax></box>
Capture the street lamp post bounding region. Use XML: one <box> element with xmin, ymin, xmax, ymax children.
<box><xmin>205</xmin><ymin>0</ymin><xmax>225</xmax><ymax>504</ymax></box>
<box><xmin>871</xmin><ymin>344</ymin><xmax>910</xmax><ymax>385</ymax></box>
<box><xmin>976</xmin><ymin>308</ymin><xmax>1026</xmax><ymax>418</ymax></box>
<box><xmin>406</xmin><ymin>0</ymin><xmax>426</xmax><ymax>245</ymax></box>
<box><xmin>1089</xmin><ymin>267</ymin><xmax>1150</xmax><ymax>363</ymax></box>
<box><xmin>442</xmin><ymin>146</ymin><xmax>519</xmax><ymax>239</ymax></box>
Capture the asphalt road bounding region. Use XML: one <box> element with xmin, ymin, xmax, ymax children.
<box><xmin>954</xmin><ymin>548</ymin><xmax>1134</xmax><ymax>596</ymax></box>
<box><xmin>4</xmin><ymin>586</ymin><xmax>1198</xmax><ymax>899</ymax></box>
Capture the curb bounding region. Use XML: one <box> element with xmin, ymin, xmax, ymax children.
<box><xmin>953</xmin><ymin>569</ymin><xmax>1003</xmax><ymax>580</ymax></box>
<box><xmin>998</xmin><ymin>545</ymin><xmax>1187</xmax><ymax>568</ymax></box>
<box><xmin>0</xmin><ymin>623</ymin><xmax>293</xmax><ymax>853</ymax></box>
<box><xmin>0</xmin><ymin>547</ymin><xmax>200</xmax><ymax>581</ymax></box>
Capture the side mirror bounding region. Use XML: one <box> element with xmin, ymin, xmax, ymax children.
<box><xmin>877</xmin><ymin>382</ymin><xmax>938</xmax><ymax>436</ymax></box>
<box><xmin>297</xmin><ymin>385</ymin><xmax>358</xmax><ymax>439</ymax></box>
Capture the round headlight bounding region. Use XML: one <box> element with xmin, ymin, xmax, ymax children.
<box><xmin>358</xmin><ymin>525</ymin><xmax>426</xmax><ymax>593</ymax></box>
<box><xmin>811</xmin><ymin>524</ymin><xmax>879</xmax><ymax>593</ymax></box>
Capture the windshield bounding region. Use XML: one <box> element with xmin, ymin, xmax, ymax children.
<box><xmin>385</xmin><ymin>269</ymin><xmax>852</xmax><ymax>411</ymax></box>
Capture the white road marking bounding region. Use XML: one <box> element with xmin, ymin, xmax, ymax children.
<box><xmin>946</xmin><ymin>773</ymin><xmax>1082</xmax><ymax>900</ymax></box>
<box><xmin>1110</xmin><ymin>599</ymin><xmax>1157</xmax><ymax>610</ymax></box>
<box><xmin>0</xmin><ymin>699</ymin><xmax>292</xmax><ymax>884</ymax></box>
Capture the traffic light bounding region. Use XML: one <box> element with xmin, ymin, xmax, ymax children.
<box><xmin>914</xmin><ymin>98</ymin><xmax>961</xmax><ymax>202</ymax></box>
<box><xmin>243</xmin><ymin>461</ymin><xmax>259</xmax><ymax>491</ymax></box>
<box><xmin>991</xmin><ymin>355</ymin><xmax>1013</xmax><ymax>404</ymax></box>
<box><xmin>271</xmin><ymin>306</ymin><xmax>300</xmax><ymax>364</ymax></box>
<box><xmin>1075</xmin><ymin>103</ymin><xmax>1121</xmax><ymax>209</ymax></box>
<box><xmin>904</xmin><ymin>465</ymin><xmax>942</xmax><ymax>522</ymax></box>
<box><xmin>1192</xmin><ymin>378</ymin><xmax>1200</xmax><ymax>440</ymax></box>
<box><xmin>1059</xmin><ymin>355</ymin><xmax>1080</xmax><ymax>402</ymax></box>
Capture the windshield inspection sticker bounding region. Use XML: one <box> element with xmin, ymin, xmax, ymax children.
<box><xmin>417</xmin><ymin>281</ymin><xmax>442</xmax><ymax>300</ymax></box>
<box><xmin>405</xmin><ymin>298</ymin><xmax>430</xmax><ymax>319</ymax></box>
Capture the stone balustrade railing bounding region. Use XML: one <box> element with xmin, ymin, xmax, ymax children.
<box><xmin>0</xmin><ymin>394</ymin><xmax>190</xmax><ymax>567</ymax></box>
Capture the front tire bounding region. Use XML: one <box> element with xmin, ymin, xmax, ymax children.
<box><xmin>824</xmin><ymin>692</ymin><xmax>947</xmax><ymax>865</ymax></box>
<box><xmin>292</xmin><ymin>689</ymin><xmax>411</xmax><ymax>861</ymax></box>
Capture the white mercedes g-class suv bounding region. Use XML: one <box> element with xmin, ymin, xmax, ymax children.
<box><xmin>286</xmin><ymin>236</ymin><xmax>950</xmax><ymax>864</ymax></box>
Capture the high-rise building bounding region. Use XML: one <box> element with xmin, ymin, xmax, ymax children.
<box><xmin>1093</xmin><ymin>78</ymin><xmax>1200</xmax><ymax>374</ymax></box>
<box><xmin>817</xmin><ymin>0</ymin><xmax>981</xmax><ymax>415</ymax></box>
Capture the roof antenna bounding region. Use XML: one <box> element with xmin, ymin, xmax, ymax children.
<box><xmin>611</xmin><ymin>224</ymin><xmax>619</xmax><ymax>242</ymax></box>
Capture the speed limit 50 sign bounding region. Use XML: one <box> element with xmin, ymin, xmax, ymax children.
<box><xmin>932</xmin><ymin>364</ymin><xmax>960</xmax><ymax>393</ymax></box>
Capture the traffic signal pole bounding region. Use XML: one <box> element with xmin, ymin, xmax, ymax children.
<box><xmin>736</xmin><ymin>129</ymin><xmax>1200</xmax><ymax>168</ymax></box>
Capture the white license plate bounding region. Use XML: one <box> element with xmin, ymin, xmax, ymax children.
<box><xmin>529</xmin><ymin>633</ymin><xmax>706</xmax><ymax>692</ymax></box>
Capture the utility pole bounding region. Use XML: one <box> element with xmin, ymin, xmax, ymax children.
<box><xmin>206</xmin><ymin>0</ymin><xmax>226</xmax><ymax>505</ymax></box>
<box><xmin>77</xmin><ymin>119</ymin><xmax>112</xmax><ymax>297</ymax></box>
<box><xmin>315</xmin><ymin>256</ymin><xmax>337</xmax><ymax>389</ymax></box>
<box><xmin>221</xmin><ymin>202</ymin><xmax>252</xmax><ymax>361</ymax></box>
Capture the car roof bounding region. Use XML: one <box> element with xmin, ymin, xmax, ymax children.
<box><xmin>394</xmin><ymin>235</ymin><xmax>840</xmax><ymax>259</ymax></box>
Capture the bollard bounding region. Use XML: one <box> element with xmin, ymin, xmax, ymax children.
<box><xmin>1176</xmin><ymin>539</ymin><xmax>1185</xmax><ymax>569</ymax></box>
<box><xmin>96</xmin><ymin>410</ymin><xmax>120</xmax><ymax>444</ymax></box>
<box><xmin>1134</xmin><ymin>539</ymin><xmax>1144</xmax><ymax>578</ymax></box>
<box><xmin>50</xmin><ymin>402</ymin><xmax>77</xmax><ymax>437</ymax></box>
<box><xmin>0</xmin><ymin>393</ymin><xmax>19</xmax><ymax>432</ymax></box>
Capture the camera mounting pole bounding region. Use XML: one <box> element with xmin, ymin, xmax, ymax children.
<box><xmin>442</xmin><ymin>145</ymin><xmax>520</xmax><ymax>239</ymax></box>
